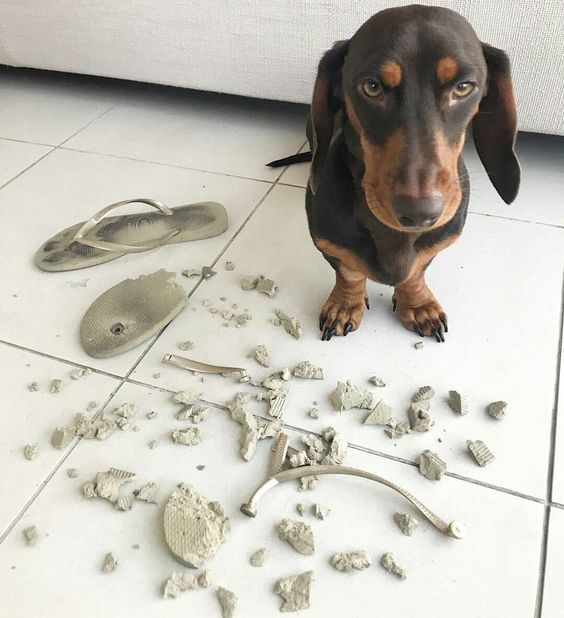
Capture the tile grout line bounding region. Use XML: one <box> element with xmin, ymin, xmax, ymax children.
<box><xmin>0</xmin><ymin>104</ymin><xmax>116</xmax><ymax>194</ymax></box>
<box><xmin>534</xmin><ymin>264</ymin><xmax>564</xmax><ymax>618</ymax></box>
<box><xmin>0</xmin><ymin>136</ymin><xmax>57</xmax><ymax>148</ymax></box>
<box><xmin>0</xmin><ymin>338</ymin><xmax>125</xmax><ymax>382</ymax></box>
<box><xmin>58</xmin><ymin>145</ymin><xmax>286</xmax><ymax>186</ymax></box>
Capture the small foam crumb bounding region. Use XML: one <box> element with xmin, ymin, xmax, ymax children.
<box><xmin>448</xmin><ymin>390</ymin><xmax>468</xmax><ymax>415</ymax></box>
<box><xmin>152</xmin><ymin>373</ymin><xmax>161</xmax><ymax>379</ymax></box>
<box><xmin>216</xmin><ymin>587</ymin><xmax>238</xmax><ymax>618</ymax></box>
<box><xmin>274</xmin><ymin>309</ymin><xmax>302</xmax><ymax>339</ymax></box>
<box><xmin>170</xmin><ymin>427</ymin><xmax>201</xmax><ymax>446</ymax></box>
<box><xmin>308</xmin><ymin>408</ymin><xmax>319</xmax><ymax>420</ymax></box>
<box><xmin>225</xmin><ymin>261</ymin><xmax>235</xmax><ymax>271</ymax></box>
<box><xmin>296</xmin><ymin>503</ymin><xmax>305</xmax><ymax>516</ymax></box>
<box><xmin>252</xmin><ymin>344</ymin><xmax>270</xmax><ymax>368</ymax></box>
<box><xmin>114</xmin><ymin>496</ymin><xmax>132</xmax><ymax>511</ymax></box>
<box><xmin>487</xmin><ymin>400</ymin><xmax>507</xmax><ymax>420</ymax></box>
<box><xmin>393</xmin><ymin>512</ymin><xmax>419</xmax><ymax>536</ymax></box>
<box><xmin>256</xmin><ymin>276</ymin><xmax>278</xmax><ymax>298</ymax></box>
<box><xmin>278</xmin><ymin>519</ymin><xmax>315</xmax><ymax>555</ymax></box>
<box><xmin>49</xmin><ymin>379</ymin><xmax>63</xmax><ymax>393</ymax></box>
<box><xmin>177</xmin><ymin>341</ymin><xmax>194</xmax><ymax>351</ymax></box>
<box><xmin>467</xmin><ymin>440</ymin><xmax>495</xmax><ymax>467</ymax></box>
<box><xmin>417</xmin><ymin>450</ymin><xmax>447</xmax><ymax>481</ymax></box>
<box><xmin>380</xmin><ymin>552</ymin><xmax>406</xmax><ymax>579</ymax></box>
<box><xmin>330</xmin><ymin>551</ymin><xmax>371</xmax><ymax>572</ymax></box>
<box><xmin>330</xmin><ymin>380</ymin><xmax>373</xmax><ymax>411</ymax></box>
<box><xmin>364</xmin><ymin>400</ymin><xmax>393</xmax><ymax>426</ymax></box>
<box><xmin>163</xmin><ymin>572</ymin><xmax>199</xmax><ymax>598</ymax></box>
<box><xmin>313</xmin><ymin>504</ymin><xmax>331</xmax><ymax>520</ymax></box>
<box><xmin>192</xmin><ymin>407</ymin><xmax>210</xmax><ymax>424</ymax></box>
<box><xmin>23</xmin><ymin>444</ymin><xmax>38</xmax><ymax>461</ymax></box>
<box><xmin>384</xmin><ymin>422</ymin><xmax>410</xmax><ymax>439</ymax></box>
<box><xmin>414</xmin><ymin>341</ymin><xmax>424</xmax><ymax>350</ymax></box>
<box><xmin>27</xmin><ymin>382</ymin><xmax>39</xmax><ymax>392</ymax></box>
<box><xmin>70</xmin><ymin>367</ymin><xmax>92</xmax><ymax>380</ymax></box>
<box><xmin>86</xmin><ymin>401</ymin><xmax>98</xmax><ymax>411</ymax></box>
<box><xmin>148</xmin><ymin>440</ymin><xmax>158</xmax><ymax>449</ymax></box>
<box><xmin>23</xmin><ymin>526</ymin><xmax>38</xmax><ymax>546</ymax></box>
<box><xmin>198</xmin><ymin>570</ymin><xmax>213</xmax><ymax>588</ymax></box>
<box><xmin>412</xmin><ymin>386</ymin><xmax>435</xmax><ymax>402</ymax></box>
<box><xmin>67</xmin><ymin>468</ymin><xmax>79</xmax><ymax>478</ymax></box>
<box><xmin>196</xmin><ymin>464</ymin><xmax>205</xmax><ymax>471</ymax></box>
<box><xmin>102</xmin><ymin>552</ymin><xmax>118</xmax><ymax>573</ymax></box>
<box><xmin>369</xmin><ymin>376</ymin><xmax>386</xmax><ymax>387</ymax></box>
<box><xmin>146</xmin><ymin>411</ymin><xmax>158</xmax><ymax>420</ymax></box>
<box><xmin>293</xmin><ymin>361</ymin><xmax>324</xmax><ymax>380</ymax></box>
<box><xmin>250</xmin><ymin>548</ymin><xmax>267</xmax><ymax>567</ymax></box>
<box><xmin>274</xmin><ymin>571</ymin><xmax>314</xmax><ymax>613</ymax></box>
<box><xmin>133</xmin><ymin>482</ymin><xmax>158</xmax><ymax>504</ymax></box>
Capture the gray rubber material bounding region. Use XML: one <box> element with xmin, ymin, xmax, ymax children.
<box><xmin>35</xmin><ymin>201</ymin><xmax>228</xmax><ymax>272</ymax></box>
<box><xmin>80</xmin><ymin>269</ymin><xmax>187</xmax><ymax>358</ymax></box>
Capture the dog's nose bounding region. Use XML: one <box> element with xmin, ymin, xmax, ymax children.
<box><xmin>392</xmin><ymin>194</ymin><xmax>445</xmax><ymax>228</ymax></box>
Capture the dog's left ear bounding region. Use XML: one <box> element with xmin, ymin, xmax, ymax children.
<box><xmin>472</xmin><ymin>43</ymin><xmax>520</xmax><ymax>204</ymax></box>
<box><xmin>308</xmin><ymin>40</ymin><xmax>350</xmax><ymax>194</ymax></box>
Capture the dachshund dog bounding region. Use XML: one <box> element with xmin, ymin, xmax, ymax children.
<box><xmin>268</xmin><ymin>4</ymin><xmax>520</xmax><ymax>342</ymax></box>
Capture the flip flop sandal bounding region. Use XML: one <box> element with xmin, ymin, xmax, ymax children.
<box><xmin>80</xmin><ymin>269</ymin><xmax>186</xmax><ymax>358</ymax></box>
<box><xmin>35</xmin><ymin>198</ymin><xmax>228</xmax><ymax>272</ymax></box>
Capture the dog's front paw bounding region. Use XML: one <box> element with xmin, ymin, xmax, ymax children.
<box><xmin>393</xmin><ymin>296</ymin><xmax>448</xmax><ymax>343</ymax></box>
<box><xmin>319</xmin><ymin>291</ymin><xmax>365</xmax><ymax>341</ymax></box>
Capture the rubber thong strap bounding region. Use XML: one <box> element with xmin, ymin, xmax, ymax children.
<box><xmin>68</xmin><ymin>198</ymin><xmax>180</xmax><ymax>253</ymax></box>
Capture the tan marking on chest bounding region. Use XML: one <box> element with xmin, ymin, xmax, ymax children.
<box><xmin>314</xmin><ymin>238</ymin><xmax>373</xmax><ymax>280</ymax></box>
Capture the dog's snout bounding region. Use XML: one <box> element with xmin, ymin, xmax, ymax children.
<box><xmin>392</xmin><ymin>193</ymin><xmax>444</xmax><ymax>228</ymax></box>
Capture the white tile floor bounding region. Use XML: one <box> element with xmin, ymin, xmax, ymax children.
<box><xmin>0</xmin><ymin>67</ymin><xmax>562</xmax><ymax>618</ymax></box>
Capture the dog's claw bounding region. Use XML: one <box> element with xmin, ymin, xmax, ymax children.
<box><xmin>415</xmin><ymin>324</ymin><xmax>425</xmax><ymax>338</ymax></box>
<box><xmin>364</xmin><ymin>297</ymin><xmax>370</xmax><ymax>310</ymax></box>
<box><xmin>432</xmin><ymin>328</ymin><xmax>445</xmax><ymax>343</ymax></box>
<box><xmin>440</xmin><ymin>315</ymin><xmax>448</xmax><ymax>333</ymax></box>
<box><xmin>322</xmin><ymin>327</ymin><xmax>336</xmax><ymax>341</ymax></box>
<box><xmin>343</xmin><ymin>322</ymin><xmax>353</xmax><ymax>336</ymax></box>
<box><xmin>319</xmin><ymin>316</ymin><xmax>326</xmax><ymax>331</ymax></box>
<box><xmin>392</xmin><ymin>298</ymin><xmax>397</xmax><ymax>312</ymax></box>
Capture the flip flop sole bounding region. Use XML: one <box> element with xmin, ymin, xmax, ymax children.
<box><xmin>35</xmin><ymin>201</ymin><xmax>228</xmax><ymax>272</ymax></box>
<box><xmin>80</xmin><ymin>269</ymin><xmax>187</xmax><ymax>358</ymax></box>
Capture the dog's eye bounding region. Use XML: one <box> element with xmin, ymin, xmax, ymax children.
<box><xmin>453</xmin><ymin>82</ymin><xmax>475</xmax><ymax>99</ymax></box>
<box><xmin>361</xmin><ymin>79</ymin><xmax>383</xmax><ymax>98</ymax></box>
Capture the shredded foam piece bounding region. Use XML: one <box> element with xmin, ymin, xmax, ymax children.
<box><xmin>70</xmin><ymin>367</ymin><xmax>92</xmax><ymax>380</ymax></box>
<box><xmin>330</xmin><ymin>551</ymin><xmax>372</xmax><ymax>572</ymax></box>
<box><xmin>49</xmin><ymin>379</ymin><xmax>63</xmax><ymax>393</ymax></box>
<box><xmin>225</xmin><ymin>261</ymin><xmax>235</xmax><ymax>271</ymax></box>
<box><xmin>313</xmin><ymin>504</ymin><xmax>331</xmax><ymax>520</ymax></box>
<box><xmin>467</xmin><ymin>440</ymin><xmax>495</xmax><ymax>467</ymax></box>
<box><xmin>278</xmin><ymin>519</ymin><xmax>315</xmax><ymax>555</ymax></box>
<box><xmin>114</xmin><ymin>403</ymin><xmax>137</xmax><ymax>419</ymax></box>
<box><xmin>198</xmin><ymin>570</ymin><xmax>213</xmax><ymax>588</ymax></box>
<box><xmin>27</xmin><ymin>382</ymin><xmax>39</xmax><ymax>392</ymax></box>
<box><xmin>369</xmin><ymin>376</ymin><xmax>386</xmax><ymax>387</ymax></box>
<box><xmin>394</xmin><ymin>513</ymin><xmax>419</xmax><ymax>536</ymax></box>
<box><xmin>412</xmin><ymin>385</ymin><xmax>435</xmax><ymax>402</ymax></box>
<box><xmin>114</xmin><ymin>496</ymin><xmax>132</xmax><ymax>511</ymax></box>
<box><xmin>216</xmin><ymin>587</ymin><xmax>238</xmax><ymax>618</ymax></box>
<box><xmin>171</xmin><ymin>390</ymin><xmax>201</xmax><ymax>406</ymax></box>
<box><xmin>290</xmin><ymin>451</ymin><xmax>311</xmax><ymax>468</ymax></box>
<box><xmin>280</xmin><ymin>367</ymin><xmax>291</xmax><ymax>381</ymax></box>
<box><xmin>330</xmin><ymin>380</ymin><xmax>373</xmax><ymax>411</ymax></box>
<box><xmin>263</xmin><ymin>374</ymin><xmax>284</xmax><ymax>391</ymax></box>
<box><xmin>23</xmin><ymin>444</ymin><xmax>38</xmax><ymax>461</ymax></box>
<box><xmin>192</xmin><ymin>407</ymin><xmax>210</xmax><ymax>424</ymax></box>
<box><xmin>384</xmin><ymin>422</ymin><xmax>411</xmax><ymax>439</ymax></box>
<box><xmin>268</xmin><ymin>391</ymin><xmax>287</xmax><ymax>419</ymax></box>
<box><xmin>134</xmin><ymin>482</ymin><xmax>158</xmax><ymax>504</ymax></box>
<box><xmin>256</xmin><ymin>276</ymin><xmax>278</xmax><ymax>298</ymax></box>
<box><xmin>274</xmin><ymin>571</ymin><xmax>314</xmax><ymax>613</ymax></box>
<box><xmin>102</xmin><ymin>552</ymin><xmax>118</xmax><ymax>573</ymax></box>
<box><xmin>293</xmin><ymin>361</ymin><xmax>324</xmax><ymax>380</ymax></box>
<box><xmin>23</xmin><ymin>525</ymin><xmax>38</xmax><ymax>546</ymax></box>
<box><xmin>250</xmin><ymin>548</ymin><xmax>267</xmax><ymax>567</ymax></box>
<box><xmin>67</xmin><ymin>468</ymin><xmax>79</xmax><ymax>478</ymax></box>
<box><xmin>241</xmin><ymin>275</ymin><xmax>259</xmax><ymax>290</ymax></box>
<box><xmin>163</xmin><ymin>483</ymin><xmax>230</xmax><ymax>568</ymax></box>
<box><xmin>82</xmin><ymin>467</ymin><xmax>136</xmax><ymax>504</ymax></box>
<box><xmin>274</xmin><ymin>309</ymin><xmax>302</xmax><ymax>339</ymax></box>
<box><xmin>417</xmin><ymin>450</ymin><xmax>447</xmax><ymax>481</ymax></box>
<box><xmin>299</xmin><ymin>476</ymin><xmax>318</xmax><ymax>492</ymax></box>
<box><xmin>147</xmin><ymin>411</ymin><xmax>158</xmax><ymax>420</ymax></box>
<box><xmin>149</xmin><ymin>440</ymin><xmax>158</xmax><ymax>449</ymax></box>
<box><xmin>448</xmin><ymin>390</ymin><xmax>468</xmax><ymax>415</ymax></box>
<box><xmin>171</xmin><ymin>427</ymin><xmax>201</xmax><ymax>446</ymax></box>
<box><xmin>163</xmin><ymin>572</ymin><xmax>199</xmax><ymax>598</ymax></box>
<box><xmin>296</xmin><ymin>503</ymin><xmax>305</xmax><ymax>516</ymax></box>
<box><xmin>253</xmin><ymin>344</ymin><xmax>270</xmax><ymax>367</ymax></box>
<box><xmin>380</xmin><ymin>553</ymin><xmax>406</xmax><ymax>579</ymax></box>
<box><xmin>408</xmin><ymin>401</ymin><xmax>434</xmax><ymax>432</ymax></box>
<box><xmin>487</xmin><ymin>401</ymin><xmax>508</xmax><ymax>420</ymax></box>
<box><xmin>308</xmin><ymin>408</ymin><xmax>319</xmax><ymax>419</ymax></box>
<box><xmin>178</xmin><ymin>341</ymin><xmax>194</xmax><ymax>351</ymax></box>
<box><xmin>414</xmin><ymin>341</ymin><xmax>424</xmax><ymax>350</ymax></box>
<box><xmin>320</xmin><ymin>427</ymin><xmax>348</xmax><ymax>465</ymax></box>
<box><xmin>364</xmin><ymin>400</ymin><xmax>393</xmax><ymax>426</ymax></box>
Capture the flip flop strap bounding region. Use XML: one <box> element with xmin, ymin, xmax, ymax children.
<box><xmin>68</xmin><ymin>198</ymin><xmax>181</xmax><ymax>253</ymax></box>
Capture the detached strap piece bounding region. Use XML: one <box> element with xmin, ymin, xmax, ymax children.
<box><xmin>68</xmin><ymin>198</ymin><xmax>180</xmax><ymax>253</ymax></box>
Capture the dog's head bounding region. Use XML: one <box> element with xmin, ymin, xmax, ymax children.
<box><xmin>309</xmin><ymin>5</ymin><xmax>520</xmax><ymax>232</ymax></box>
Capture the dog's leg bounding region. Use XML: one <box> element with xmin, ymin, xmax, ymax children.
<box><xmin>392</xmin><ymin>236</ymin><xmax>458</xmax><ymax>342</ymax></box>
<box><xmin>319</xmin><ymin>265</ymin><xmax>367</xmax><ymax>340</ymax></box>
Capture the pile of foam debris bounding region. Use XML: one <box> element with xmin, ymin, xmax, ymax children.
<box><xmin>22</xmin><ymin>342</ymin><xmax>508</xmax><ymax>615</ymax></box>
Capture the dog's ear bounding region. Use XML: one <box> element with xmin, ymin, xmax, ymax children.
<box><xmin>472</xmin><ymin>43</ymin><xmax>520</xmax><ymax>204</ymax></box>
<box><xmin>308</xmin><ymin>40</ymin><xmax>349</xmax><ymax>194</ymax></box>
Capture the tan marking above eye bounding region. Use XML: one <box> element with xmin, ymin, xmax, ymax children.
<box><xmin>437</xmin><ymin>57</ymin><xmax>458</xmax><ymax>83</ymax></box>
<box><xmin>380</xmin><ymin>61</ymin><xmax>402</xmax><ymax>88</ymax></box>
